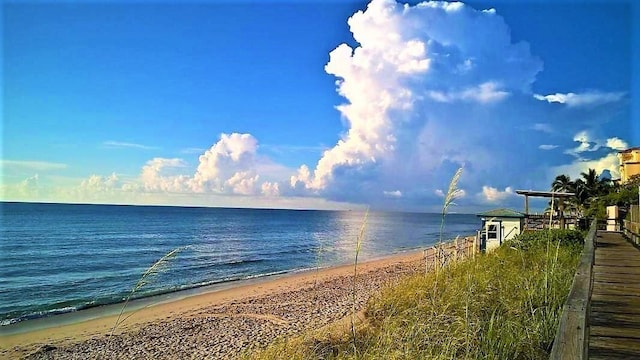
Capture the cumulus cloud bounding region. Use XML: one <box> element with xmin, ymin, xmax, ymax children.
<box><xmin>261</xmin><ymin>182</ymin><xmax>280</xmax><ymax>197</ymax></box>
<box><xmin>225</xmin><ymin>171</ymin><xmax>259</xmax><ymax>195</ymax></box>
<box><xmin>83</xmin><ymin>133</ymin><xmax>291</xmax><ymax>198</ymax></box>
<box><xmin>539</xmin><ymin>144</ymin><xmax>558</xmax><ymax>150</ymax></box>
<box><xmin>1</xmin><ymin>174</ymin><xmax>41</xmax><ymax>199</ymax></box>
<box><xmin>80</xmin><ymin>173</ymin><xmax>120</xmax><ymax>192</ymax></box>
<box><xmin>192</xmin><ymin>133</ymin><xmax>259</xmax><ymax>193</ymax></box>
<box><xmin>552</xmin><ymin>135</ymin><xmax>629</xmax><ymax>180</ymax></box>
<box><xmin>551</xmin><ymin>153</ymin><xmax>621</xmax><ymax>180</ymax></box>
<box><xmin>291</xmin><ymin>0</ymin><xmax>542</xmax><ymax>198</ymax></box>
<box><xmin>564</xmin><ymin>132</ymin><xmax>628</xmax><ymax>159</ymax></box>
<box><xmin>606</xmin><ymin>137</ymin><xmax>628</xmax><ymax>150</ymax></box>
<box><xmin>564</xmin><ymin>131</ymin><xmax>600</xmax><ymax>157</ymax></box>
<box><xmin>533</xmin><ymin>91</ymin><xmax>625</xmax><ymax>107</ymax></box>
<box><xmin>480</xmin><ymin>186</ymin><xmax>514</xmax><ymax>203</ymax></box>
<box><xmin>139</xmin><ymin>158</ymin><xmax>190</xmax><ymax>193</ymax></box>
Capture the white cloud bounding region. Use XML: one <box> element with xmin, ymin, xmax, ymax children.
<box><xmin>552</xmin><ymin>136</ymin><xmax>629</xmax><ymax>180</ymax></box>
<box><xmin>606</xmin><ymin>137</ymin><xmax>628</xmax><ymax>150</ymax></box>
<box><xmin>103</xmin><ymin>141</ymin><xmax>157</xmax><ymax>150</ymax></box>
<box><xmin>551</xmin><ymin>153</ymin><xmax>621</xmax><ymax>180</ymax></box>
<box><xmin>191</xmin><ymin>133</ymin><xmax>258</xmax><ymax>193</ymax></box>
<box><xmin>19</xmin><ymin>174</ymin><xmax>40</xmax><ymax>197</ymax></box>
<box><xmin>539</xmin><ymin>144</ymin><xmax>558</xmax><ymax>150</ymax></box>
<box><xmin>1</xmin><ymin>174</ymin><xmax>41</xmax><ymax>199</ymax></box>
<box><xmin>383</xmin><ymin>190</ymin><xmax>402</xmax><ymax>198</ymax></box>
<box><xmin>261</xmin><ymin>182</ymin><xmax>280</xmax><ymax>197</ymax></box>
<box><xmin>533</xmin><ymin>91</ymin><xmax>625</xmax><ymax>107</ymax></box>
<box><xmin>480</xmin><ymin>186</ymin><xmax>514</xmax><ymax>203</ymax></box>
<box><xmin>80</xmin><ymin>173</ymin><xmax>120</xmax><ymax>193</ymax></box>
<box><xmin>290</xmin><ymin>0</ymin><xmax>541</xmax><ymax>196</ymax></box>
<box><xmin>565</xmin><ymin>132</ymin><xmax>629</xmax><ymax>158</ymax></box>
<box><xmin>80</xmin><ymin>133</ymin><xmax>292</xmax><ymax>198</ymax></box>
<box><xmin>434</xmin><ymin>189</ymin><xmax>445</xmax><ymax>197</ymax></box>
<box><xmin>225</xmin><ymin>171</ymin><xmax>259</xmax><ymax>195</ymax></box>
<box><xmin>140</xmin><ymin>158</ymin><xmax>190</xmax><ymax>193</ymax></box>
<box><xmin>0</xmin><ymin>160</ymin><xmax>67</xmax><ymax>171</ymax></box>
<box><xmin>564</xmin><ymin>130</ymin><xmax>599</xmax><ymax>157</ymax></box>
<box><xmin>428</xmin><ymin>81</ymin><xmax>509</xmax><ymax>104</ymax></box>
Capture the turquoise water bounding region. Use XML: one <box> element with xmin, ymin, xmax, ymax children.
<box><xmin>0</xmin><ymin>202</ymin><xmax>478</xmax><ymax>325</ymax></box>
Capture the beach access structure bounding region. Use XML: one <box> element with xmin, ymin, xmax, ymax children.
<box><xmin>424</xmin><ymin>235</ymin><xmax>479</xmax><ymax>273</ymax></box>
<box><xmin>515</xmin><ymin>190</ymin><xmax>577</xmax><ymax>230</ymax></box>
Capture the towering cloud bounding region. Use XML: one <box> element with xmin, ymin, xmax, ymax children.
<box><xmin>291</xmin><ymin>0</ymin><xmax>542</xmax><ymax>199</ymax></box>
<box><xmin>192</xmin><ymin>133</ymin><xmax>259</xmax><ymax>194</ymax></box>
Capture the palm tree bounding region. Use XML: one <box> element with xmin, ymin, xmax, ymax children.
<box><xmin>551</xmin><ymin>174</ymin><xmax>574</xmax><ymax>229</ymax></box>
<box><xmin>551</xmin><ymin>174</ymin><xmax>574</xmax><ymax>193</ymax></box>
<box><xmin>580</xmin><ymin>168</ymin><xmax>599</xmax><ymax>199</ymax></box>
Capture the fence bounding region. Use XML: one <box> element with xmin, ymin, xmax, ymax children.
<box><xmin>423</xmin><ymin>235</ymin><xmax>479</xmax><ymax>273</ymax></box>
<box><xmin>623</xmin><ymin>204</ymin><xmax>640</xmax><ymax>246</ymax></box>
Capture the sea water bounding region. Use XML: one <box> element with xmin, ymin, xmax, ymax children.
<box><xmin>0</xmin><ymin>202</ymin><xmax>478</xmax><ymax>326</ymax></box>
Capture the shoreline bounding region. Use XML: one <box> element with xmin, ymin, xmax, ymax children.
<box><xmin>1</xmin><ymin>249</ymin><xmax>427</xmax><ymax>359</ymax></box>
<box><xmin>1</xmin><ymin>247</ymin><xmax>426</xmax><ymax>336</ymax></box>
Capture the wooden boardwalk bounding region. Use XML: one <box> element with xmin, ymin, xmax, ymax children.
<box><xmin>589</xmin><ymin>231</ymin><xmax>640</xmax><ymax>359</ymax></box>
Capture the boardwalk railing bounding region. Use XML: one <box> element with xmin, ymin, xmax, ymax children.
<box><xmin>549</xmin><ymin>219</ymin><xmax>597</xmax><ymax>360</ymax></box>
<box><xmin>622</xmin><ymin>204</ymin><xmax>640</xmax><ymax>247</ymax></box>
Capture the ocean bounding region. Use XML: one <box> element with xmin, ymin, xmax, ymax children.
<box><xmin>0</xmin><ymin>202</ymin><xmax>479</xmax><ymax>327</ymax></box>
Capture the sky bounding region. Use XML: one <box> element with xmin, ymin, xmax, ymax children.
<box><xmin>2</xmin><ymin>0</ymin><xmax>638</xmax><ymax>212</ymax></box>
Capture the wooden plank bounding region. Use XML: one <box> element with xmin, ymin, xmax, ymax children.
<box><xmin>588</xmin><ymin>232</ymin><xmax>640</xmax><ymax>359</ymax></box>
<box><xmin>591</xmin><ymin>325</ymin><xmax>640</xmax><ymax>339</ymax></box>
<box><xmin>594</xmin><ymin>273</ymin><xmax>640</xmax><ymax>284</ymax></box>
<box><xmin>593</xmin><ymin>265</ymin><xmax>640</xmax><ymax>275</ymax></box>
<box><xmin>592</xmin><ymin>286</ymin><xmax>640</xmax><ymax>297</ymax></box>
<box><xmin>590</xmin><ymin>336</ymin><xmax>640</xmax><ymax>354</ymax></box>
<box><xmin>593</xmin><ymin>280</ymin><xmax>640</xmax><ymax>289</ymax></box>
<box><xmin>591</xmin><ymin>303</ymin><xmax>640</xmax><ymax>315</ymax></box>
<box><xmin>590</xmin><ymin>312</ymin><xmax>640</xmax><ymax>328</ymax></box>
<box><xmin>591</xmin><ymin>293</ymin><xmax>640</xmax><ymax>310</ymax></box>
<box><xmin>590</xmin><ymin>349</ymin><xmax>640</xmax><ymax>360</ymax></box>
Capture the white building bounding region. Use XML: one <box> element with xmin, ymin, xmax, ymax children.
<box><xmin>477</xmin><ymin>208</ymin><xmax>525</xmax><ymax>251</ymax></box>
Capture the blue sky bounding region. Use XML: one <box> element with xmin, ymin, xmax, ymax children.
<box><xmin>2</xmin><ymin>0</ymin><xmax>638</xmax><ymax>212</ymax></box>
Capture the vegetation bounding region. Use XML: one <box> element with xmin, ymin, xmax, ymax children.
<box><xmin>550</xmin><ymin>169</ymin><xmax>640</xmax><ymax>220</ymax></box>
<box><xmin>110</xmin><ymin>246</ymin><xmax>186</xmax><ymax>336</ymax></box>
<box><xmin>247</xmin><ymin>229</ymin><xmax>583</xmax><ymax>360</ymax></box>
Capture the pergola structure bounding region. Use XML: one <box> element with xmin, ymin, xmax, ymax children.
<box><xmin>515</xmin><ymin>190</ymin><xmax>575</xmax><ymax>230</ymax></box>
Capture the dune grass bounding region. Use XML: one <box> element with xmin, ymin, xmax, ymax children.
<box><xmin>247</xmin><ymin>229</ymin><xmax>583</xmax><ymax>360</ymax></box>
<box><xmin>110</xmin><ymin>246</ymin><xmax>186</xmax><ymax>336</ymax></box>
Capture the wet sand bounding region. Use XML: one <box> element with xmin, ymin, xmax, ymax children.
<box><xmin>1</xmin><ymin>250</ymin><xmax>426</xmax><ymax>359</ymax></box>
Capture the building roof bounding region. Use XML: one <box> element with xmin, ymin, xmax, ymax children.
<box><xmin>515</xmin><ymin>190</ymin><xmax>575</xmax><ymax>198</ymax></box>
<box><xmin>618</xmin><ymin>147</ymin><xmax>640</xmax><ymax>153</ymax></box>
<box><xmin>476</xmin><ymin>208</ymin><xmax>525</xmax><ymax>218</ymax></box>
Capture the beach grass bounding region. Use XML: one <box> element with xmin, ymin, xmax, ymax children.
<box><xmin>246</xmin><ymin>229</ymin><xmax>583</xmax><ymax>360</ymax></box>
<box><xmin>110</xmin><ymin>246</ymin><xmax>186</xmax><ymax>336</ymax></box>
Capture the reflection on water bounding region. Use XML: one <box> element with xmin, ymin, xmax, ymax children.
<box><xmin>1</xmin><ymin>203</ymin><xmax>479</xmax><ymax>324</ymax></box>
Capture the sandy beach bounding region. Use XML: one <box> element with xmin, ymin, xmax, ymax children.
<box><xmin>1</xmin><ymin>250</ymin><xmax>426</xmax><ymax>359</ymax></box>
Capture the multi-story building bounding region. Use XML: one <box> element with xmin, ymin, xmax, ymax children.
<box><xmin>618</xmin><ymin>147</ymin><xmax>640</xmax><ymax>183</ymax></box>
